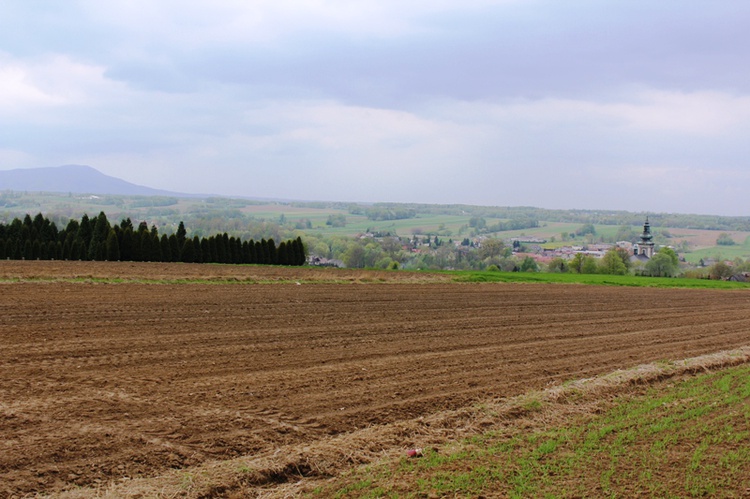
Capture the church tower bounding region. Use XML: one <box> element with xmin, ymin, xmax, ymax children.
<box><xmin>634</xmin><ymin>217</ymin><xmax>655</xmax><ymax>259</ymax></box>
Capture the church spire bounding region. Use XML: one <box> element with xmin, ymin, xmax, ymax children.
<box><xmin>640</xmin><ymin>216</ymin><xmax>653</xmax><ymax>243</ymax></box>
<box><xmin>635</xmin><ymin>216</ymin><xmax>655</xmax><ymax>258</ymax></box>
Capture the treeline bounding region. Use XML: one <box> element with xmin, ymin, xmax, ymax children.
<box><xmin>364</xmin><ymin>206</ymin><xmax>417</xmax><ymax>221</ymax></box>
<box><xmin>291</xmin><ymin>201</ymin><xmax>750</xmax><ymax>231</ymax></box>
<box><xmin>0</xmin><ymin>212</ymin><xmax>306</xmax><ymax>265</ymax></box>
<box><xmin>468</xmin><ymin>216</ymin><xmax>539</xmax><ymax>232</ymax></box>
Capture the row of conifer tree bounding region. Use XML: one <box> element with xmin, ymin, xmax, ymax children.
<box><xmin>0</xmin><ymin>212</ymin><xmax>306</xmax><ymax>265</ymax></box>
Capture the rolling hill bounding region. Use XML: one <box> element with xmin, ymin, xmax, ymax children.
<box><xmin>0</xmin><ymin>165</ymin><xmax>189</xmax><ymax>197</ymax></box>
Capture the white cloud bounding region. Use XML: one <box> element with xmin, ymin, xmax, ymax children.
<box><xmin>461</xmin><ymin>89</ymin><xmax>750</xmax><ymax>138</ymax></box>
<box><xmin>615</xmin><ymin>89</ymin><xmax>750</xmax><ymax>136</ymax></box>
<box><xmin>256</xmin><ymin>101</ymin><xmax>445</xmax><ymax>148</ymax></box>
<box><xmin>0</xmin><ymin>58</ymin><xmax>65</xmax><ymax>111</ymax></box>
<box><xmin>0</xmin><ymin>53</ymin><xmax>120</xmax><ymax>117</ymax></box>
<box><xmin>79</xmin><ymin>0</ymin><xmax>515</xmax><ymax>48</ymax></box>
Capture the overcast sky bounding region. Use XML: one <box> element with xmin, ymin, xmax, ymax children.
<box><xmin>1</xmin><ymin>1</ymin><xmax>749</xmax><ymax>216</ymax></box>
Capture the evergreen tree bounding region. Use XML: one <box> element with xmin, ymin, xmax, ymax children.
<box><xmin>150</xmin><ymin>233</ymin><xmax>162</xmax><ymax>262</ymax></box>
<box><xmin>222</xmin><ymin>233</ymin><xmax>230</xmax><ymax>263</ymax></box>
<box><xmin>277</xmin><ymin>241</ymin><xmax>288</xmax><ymax>265</ymax></box>
<box><xmin>255</xmin><ymin>240</ymin><xmax>263</xmax><ymax>264</ymax></box>
<box><xmin>287</xmin><ymin>240</ymin><xmax>298</xmax><ymax>266</ymax></box>
<box><xmin>230</xmin><ymin>237</ymin><xmax>243</xmax><ymax>264</ymax></box>
<box><xmin>11</xmin><ymin>240</ymin><xmax>21</xmax><ymax>259</ymax></box>
<box><xmin>181</xmin><ymin>238</ymin><xmax>195</xmax><ymax>263</ymax></box>
<box><xmin>192</xmin><ymin>236</ymin><xmax>202</xmax><ymax>263</ymax></box>
<box><xmin>34</xmin><ymin>213</ymin><xmax>57</xmax><ymax>243</ymax></box>
<box><xmin>131</xmin><ymin>231</ymin><xmax>143</xmax><ymax>262</ymax></box>
<box><xmin>160</xmin><ymin>235</ymin><xmax>171</xmax><ymax>262</ymax></box>
<box><xmin>0</xmin><ymin>213</ymin><xmax>307</xmax><ymax>267</ymax></box>
<box><xmin>78</xmin><ymin>214</ymin><xmax>93</xmax><ymax>255</ymax></box>
<box><xmin>106</xmin><ymin>229</ymin><xmax>120</xmax><ymax>261</ymax></box>
<box><xmin>227</xmin><ymin>236</ymin><xmax>237</xmax><ymax>263</ymax></box>
<box><xmin>23</xmin><ymin>240</ymin><xmax>33</xmax><ymax>260</ymax></box>
<box><xmin>32</xmin><ymin>213</ymin><xmax>45</xmax><ymax>232</ymax></box>
<box><xmin>62</xmin><ymin>237</ymin><xmax>72</xmax><ymax>260</ymax></box>
<box><xmin>242</xmin><ymin>240</ymin><xmax>251</xmax><ymax>264</ymax></box>
<box><xmin>8</xmin><ymin>218</ymin><xmax>23</xmax><ymax>240</ymax></box>
<box><xmin>120</xmin><ymin>218</ymin><xmax>134</xmax><ymax>231</ymax></box>
<box><xmin>71</xmin><ymin>240</ymin><xmax>82</xmax><ymax>260</ymax></box>
<box><xmin>259</xmin><ymin>239</ymin><xmax>269</xmax><ymax>264</ymax></box>
<box><xmin>135</xmin><ymin>221</ymin><xmax>149</xmax><ymax>258</ymax></box>
<box><xmin>267</xmin><ymin>238</ymin><xmax>277</xmax><ymax>264</ymax></box>
<box><xmin>215</xmin><ymin>235</ymin><xmax>227</xmax><ymax>263</ymax></box>
<box><xmin>176</xmin><ymin>221</ymin><xmax>187</xmax><ymax>248</ymax></box>
<box><xmin>140</xmin><ymin>232</ymin><xmax>153</xmax><ymax>261</ymax></box>
<box><xmin>208</xmin><ymin>236</ymin><xmax>218</xmax><ymax>263</ymax></box>
<box><xmin>65</xmin><ymin>219</ymin><xmax>80</xmax><ymax>238</ymax></box>
<box><xmin>20</xmin><ymin>225</ymin><xmax>31</xmax><ymax>248</ymax></box>
<box><xmin>169</xmin><ymin>234</ymin><xmax>180</xmax><ymax>262</ymax></box>
<box><xmin>295</xmin><ymin>236</ymin><xmax>306</xmax><ymax>265</ymax></box>
<box><xmin>119</xmin><ymin>228</ymin><xmax>133</xmax><ymax>261</ymax></box>
<box><xmin>200</xmin><ymin>238</ymin><xmax>210</xmax><ymax>263</ymax></box>
<box><xmin>87</xmin><ymin>212</ymin><xmax>110</xmax><ymax>261</ymax></box>
<box><xmin>248</xmin><ymin>240</ymin><xmax>258</xmax><ymax>264</ymax></box>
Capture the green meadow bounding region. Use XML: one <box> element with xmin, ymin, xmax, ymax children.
<box><xmin>313</xmin><ymin>363</ymin><xmax>750</xmax><ymax>498</ymax></box>
<box><xmin>451</xmin><ymin>269</ymin><xmax>750</xmax><ymax>289</ymax></box>
<box><xmin>684</xmin><ymin>235</ymin><xmax>750</xmax><ymax>264</ymax></box>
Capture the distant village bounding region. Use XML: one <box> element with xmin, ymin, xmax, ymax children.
<box><xmin>314</xmin><ymin>219</ymin><xmax>657</xmax><ymax>265</ymax></box>
<box><xmin>309</xmin><ymin>218</ymin><xmax>748</xmax><ymax>280</ymax></box>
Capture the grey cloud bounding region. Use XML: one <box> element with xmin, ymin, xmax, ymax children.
<box><xmin>92</xmin><ymin>1</ymin><xmax>750</xmax><ymax>106</ymax></box>
<box><xmin>3</xmin><ymin>1</ymin><xmax>750</xmax><ymax>216</ymax></box>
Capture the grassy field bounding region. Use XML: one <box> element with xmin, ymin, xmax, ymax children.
<box><xmin>684</xmin><ymin>236</ymin><xmax>750</xmax><ymax>264</ymax></box>
<box><xmin>311</xmin><ymin>361</ymin><xmax>750</xmax><ymax>498</ymax></box>
<box><xmin>451</xmin><ymin>270</ymin><xmax>750</xmax><ymax>289</ymax></box>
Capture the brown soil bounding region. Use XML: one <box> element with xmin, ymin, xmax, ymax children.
<box><xmin>0</xmin><ymin>260</ymin><xmax>453</xmax><ymax>284</ymax></box>
<box><xmin>1</xmin><ymin>261</ymin><xmax>749</xmax><ymax>497</ymax></box>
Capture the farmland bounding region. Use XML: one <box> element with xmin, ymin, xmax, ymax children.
<box><xmin>1</xmin><ymin>261</ymin><xmax>750</xmax><ymax>497</ymax></box>
<box><xmin>5</xmin><ymin>194</ymin><xmax>750</xmax><ymax>275</ymax></box>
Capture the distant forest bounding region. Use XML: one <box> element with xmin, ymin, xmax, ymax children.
<box><xmin>0</xmin><ymin>212</ymin><xmax>306</xmax><ymax>266</ymax></box>
<box><xmin>2</xmin><ymin>190</ymin><xmax>750</xmax><ymax>233</ymax></box>
<box><xmin>335</xmin><ymin>202</ymin><xmax>750</xmax><ymax>232</ymax></box>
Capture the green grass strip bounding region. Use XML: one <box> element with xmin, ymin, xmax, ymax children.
<box><xmin>451</xmin><ymin>270</ymin><xmax>750</xmax><ymax>289</ymax></box>
<box><xmin>315</xmin><ymin>363</ymin><xmax>750</xmax><ymax>498</ymax></box>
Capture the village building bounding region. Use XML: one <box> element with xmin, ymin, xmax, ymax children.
<box><xmin>632</xmin><ymin>217</ymin><xmax>655</xmax><ymax>262</ymax></box>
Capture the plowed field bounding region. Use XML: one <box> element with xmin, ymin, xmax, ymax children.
<box><xmin>1</xmin><ymin>262</ymin><xmax>750</xmax><ymax>497</ymax></box>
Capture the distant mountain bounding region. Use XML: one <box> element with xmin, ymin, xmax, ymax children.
<box><xmin>0</xmin><ymin>165</ymin><xmax>191</xmax><ymax>197</ymax></box>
